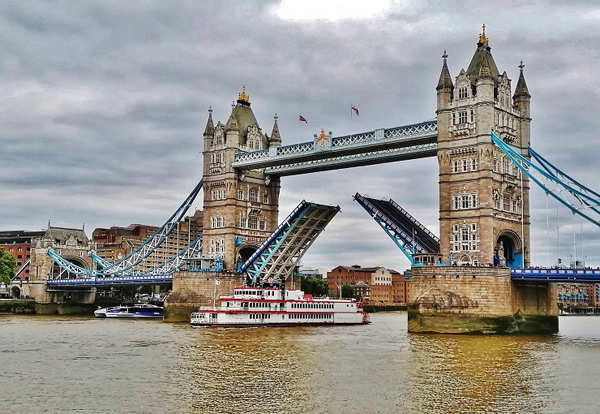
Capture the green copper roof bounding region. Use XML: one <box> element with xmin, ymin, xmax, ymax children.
<box><xmin>466</xmin><ymin>43</ymin><xmax>499</xmax><ymax>81</ymax></box>
<box><xmin>514</xmin><ymin>69</ymin><xmax>530</xmax><ymax>98</ymax></box>
<box><xmin>226</xmin><ymin>102</ymin><xmax>259</xmax><ymax>144</ymax></box>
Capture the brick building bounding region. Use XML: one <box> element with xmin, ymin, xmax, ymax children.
<box><xmin>557</xmin><ymin>283</ymin><xmax>598</xmax><ymax>309</ymax></box>
<box><xmin>0</xmin><ymin>230</ymin><xmax>45</xmax><ymax>279</ymax></box>
<box><xmin>326</xmin><ymin>265</ymin><xmax>408</xmax><ymax>305</ymax></box>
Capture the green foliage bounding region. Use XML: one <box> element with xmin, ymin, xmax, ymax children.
<box><xmin>0</xmin><ymin>249</ymin><xmax>17</xmax><ymax>286</ymax></box>
<box><xmin>341</xmin><ymin>284</ymin><xmax>355</xmax><ymax>299</ymax></box>
<box><xmin>300</xmin><ymin>277</ymin><xmax>328</xmax><ymax>297</ymax></box>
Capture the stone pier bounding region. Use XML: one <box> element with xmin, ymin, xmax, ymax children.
<box><xmin>164</xmin><ymin>271</ymin><xmax>245</xmax><ymax>322</ymax></box>
<box><xmin>407</xmin><ymin>266</ymin><xmax>558</xmax><ymax>334</ymax></box>
<box><xmin>164</xmin><ymin>271</ymin><xmax>302</xmax><ymax>322</ymax></box>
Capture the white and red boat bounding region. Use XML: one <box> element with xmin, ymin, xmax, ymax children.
<box><xmin>190</xmin><ymin>287</ymin><xmax>370</xmax><ymax>327</ymax></box>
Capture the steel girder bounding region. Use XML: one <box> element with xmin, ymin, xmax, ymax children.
<box><xmin>47</xmin><ymin>237</ymin><xmax>203</xmax><ymax>287</ymax></box>
<box><xmin>232</xmin><ymin>120</ymin><xmax>438</xmax><ymax>175</ymax></box>
<box><xmin>12</xmin><ymin>259</ymin><xmax>31</xmax><ymax>281</ymax></box>
<box><xmin>492</xmin><ymin>132</ymin><xmax>600</xmax><ymax>227</ymax></box>
<box><xmin>242</xmin><ymin>200</ymin><xmax>340</xmax><ymax>286</ymax></box>
<box><xmin>95</xmin><ymin>179</ymin><xmax>204</xmax><ymax>274</ymax></box>
<box><xmin>354</xmin><ymin>193</ymin><xmax>439</xmax><ymax>264</ymax></box>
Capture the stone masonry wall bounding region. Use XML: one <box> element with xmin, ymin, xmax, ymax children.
<box><xmin>408</xmin><ymin>266</ymin><xmax>558</xmax><ymax>333</ymax></box>
<box><xmin>409</xmin><ymin>266</ymin><xmax>514</xmax><ymax>317</ymax></box>
<box><xmin>164</xmin><ymin>271</ymin><xmax>244</xmax><ymax>321</ymax></box>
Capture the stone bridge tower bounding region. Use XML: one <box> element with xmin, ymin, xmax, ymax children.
<box><xmin>201</xmin><ymin>87</ymin><xmax>281</xmax><ymax>271</ymax></box>
<box><xmin>436</xmin><ymin>26</ymin><xmax>531</xmax><ymax>268</ymax></box>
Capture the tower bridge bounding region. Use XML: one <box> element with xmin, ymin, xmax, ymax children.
<box><xmin>41</xmin><ymin>27</ymin><xmax>600</xmax><ymax>332</ymax></box>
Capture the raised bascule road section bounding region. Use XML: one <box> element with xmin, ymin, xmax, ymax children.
<box><xmin>353</xmin><ymin>193</ymin><xmax>440</xmax><ymax>264</ymax></box>
<box><xmin>241</xmin><ymin>200</ymin><xmax>340</xmax><ymax>286</ymax></box>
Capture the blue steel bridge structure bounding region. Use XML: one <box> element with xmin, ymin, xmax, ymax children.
<box><xmin>47</xmin><ymin>120</ymin><xmax>600</xmax><ymax>288</ymax></box>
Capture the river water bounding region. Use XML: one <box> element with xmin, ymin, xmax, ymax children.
<box><xmin>1</xmin><ymin>313</ymin><xmax>599</xmax><ymax>413</ymax></box>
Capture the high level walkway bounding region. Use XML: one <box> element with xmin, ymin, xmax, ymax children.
<box><xmin>232</xmin><ymin>120</ymin><xmax>438</xmax><ymax>176</ymax></box>
<box><xmin>354</xmin><ymin>193</ymin><xmax>439</xmax><ymax>264</ymax></box>
<box><xmin>241</xmin><ymin>200</ymin><xmax>340</xmax><ymax>286</ymax></box>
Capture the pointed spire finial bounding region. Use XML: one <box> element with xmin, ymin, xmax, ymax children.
<box><xmin>237</xmin><ymin>85</ymin><xmax>250</xmax><ymax>105</ymax></box>
<box><xmin>270</xmin><ymin>112</ymin><xmax>281</xmax><ymax>146</ymax></box>
<box><xmin>437</xmin><ymin>49</ymin><xmax>453</xmax><ymax>91</ymax></box>
<box><xmin>514</xmin><ymin>60</ymin><xmax>530</xmax><ymax>98</ymax></box>
<box><xmin>479</xmin><ymin>24</ymin><xmax>488</xmax><ymax>46</ymax></box>
<box><xmin>204</xmin><ymin>105</ymin><xmax>215</xmax><ymax>135</ymax></box>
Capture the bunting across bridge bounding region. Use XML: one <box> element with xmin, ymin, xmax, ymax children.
<box><xmin>241</xmin><ymin>200</ymin><xmax>340</xmax><ymax>286</ymax></box>
<box><xmin>232</xmin><ymin>120</ymin><xmax>438</xmax><ymax>175</ymax></box>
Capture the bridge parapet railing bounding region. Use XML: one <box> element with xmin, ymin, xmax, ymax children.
<box><xmin>277</xmin><ymin>141</ymin><xmax>314</xmax><ymax>156</ymax></box>
<box><xmin>384</xmin><ymin>121</ymin><xmax>438</xmax><ymax>140</ymax></box>
<box><xmin>331</xmin><ymin>131</ymin><xmax>375</xmax><ymax>147</ymax></box>
<box><xmin>512</xmin><ymin>268</ymin><xmax>600</xmax><ymax>276</ymax></box>
<box><xmin>234</xmin><ymin>149</ymin><xmax>270</xmax><ymax>164</ymax></box>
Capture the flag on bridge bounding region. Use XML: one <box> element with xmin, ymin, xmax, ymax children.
<box><xmin>299</xmin><ymin>114</ymin><xmax>308</xmax><ymax>124</ymax></box>
<box><xmin>351</xmin><ymin>105</ymin><xmax>359</xmax><ymax>117</ymax></box>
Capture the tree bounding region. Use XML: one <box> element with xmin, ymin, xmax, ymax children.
<box><xmin>341</xmin><ymin>284</ymin><xmax>355</xmax><ymax>299</ymax></box>
<box><xmin>0</xmin><ymin>249</ymin><xmax>17</xmax><ymax>287</ymax></box>
<box><xmin>300</xmin><ymin>277</ymin><xmax>328</xmax><ymax>297</ymax></box>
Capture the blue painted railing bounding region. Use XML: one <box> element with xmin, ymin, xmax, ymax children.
<box><xmin>511</xmin><ymin>267</ymin><xmax>600</xmax><ymax>283</ymax></box>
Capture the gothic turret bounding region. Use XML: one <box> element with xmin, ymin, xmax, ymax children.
<box><xmin>513</xmin><ymin>62</ymin><xmax>531</xmax><ymax>99</ymax></box>
<box><xmin>514</xmin><ymin>61</ymin><xmax>531</xmax><ymax>150</ymax></box>
<box><xmin>269</xmin><ymin>114</ymin><xmax>281</xmax><ymax>148</ymax></box>
<box><xmin>466</xmin><ymin>25</ymin><xmax>499</xmax><ymax>83</ymax></box>
<box><xmin>225</xmin><ymin>86</ymin><xmax>262</xmax><ymax>148</ymax></box>
<box><xmin>204</xmin><ymin>106</ymin><xmax>214</xmax><ymax>136</ymax></box>
<box><xmin>437</xmin><ymin>51</ymin><xmax>454</xmax><ymax>91</ymax></box>
<box><xmin>437</xmin><ymin>51</ymin><xmax>453</xmax><ymax>110</ymax></box>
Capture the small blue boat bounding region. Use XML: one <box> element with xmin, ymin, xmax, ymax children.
<box><xmin>94</xmin><ymin>304</ymin><xmax>163</xmax><ymax>319</ymax></box>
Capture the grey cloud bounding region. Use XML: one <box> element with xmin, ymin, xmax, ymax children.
<box><xmin>1</xmin><ymin>0</ymin><xmax>599</xmax><ymax>269</ymax></box>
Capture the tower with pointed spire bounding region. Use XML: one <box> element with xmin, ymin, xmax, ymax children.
<box><xmin>201</xmin><ymin>87</ymin><xmax>281</xmax><ymax>270</ymax></box>
<box><xmin>436</xmin><ymin>26</ymin><xmax>532</xmax><ymax>268</ymax></box>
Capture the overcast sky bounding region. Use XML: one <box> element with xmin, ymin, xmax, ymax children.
<box><xmin>1</xmin><ymin>0</ymin><xmax>599</xmax><ymax>270</ymax></box>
